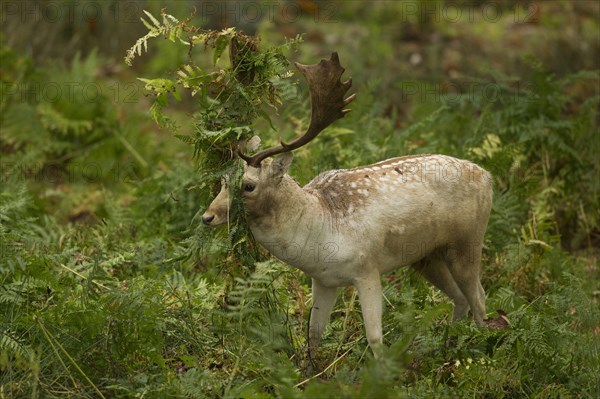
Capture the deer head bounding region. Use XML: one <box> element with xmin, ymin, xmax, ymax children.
<box><xmin>202</xmin><ymin>52</ymin><xmax>355</xmax><ymax>227</ymax></box>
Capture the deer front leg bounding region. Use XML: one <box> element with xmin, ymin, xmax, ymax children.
<box><xmin>308</xmin><ymin>279</ymin><xmax>338</xmax><ymax>360</ymax></box>
<box><xmin>354</xmin><ymin>273</ymin><xmax>384</xmax><ymax>358</ymax></box>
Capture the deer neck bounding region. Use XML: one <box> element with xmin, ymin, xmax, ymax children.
<box><xmin>246</xmin><ymin>175</ymin><xmax>326</xmax><ymax>271</ymax></box>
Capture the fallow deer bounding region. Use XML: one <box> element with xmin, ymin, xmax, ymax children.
<box><xmin>202</xmin><ymin>53</ymin><xmax>493</xmax><ymax>359</ymax></box>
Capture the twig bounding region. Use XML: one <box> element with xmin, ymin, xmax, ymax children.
<box><xmin>36</xmin><ymin>317</ymin><xmax>107</xmax><ymax>399</ymax></box>
<box><xmin>59</xmin><ymin>264</ymin><xmax>109</xmax><ymax>290</ymax></box>
<box><xmin>294</xmin><ymin>346</ymin><xmax>353</xmax><ymax>388</ymax></box>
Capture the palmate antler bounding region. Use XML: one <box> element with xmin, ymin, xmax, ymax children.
<box><xmin>239</xmin><ymin>52</ymin><xmax>356</xmax><ymax>167</ymax></box>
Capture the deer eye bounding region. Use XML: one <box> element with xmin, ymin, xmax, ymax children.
<box><xmin>243</xmin><ymin>183</ymin><xmax>255</xmax><ymax>192</ymax></box>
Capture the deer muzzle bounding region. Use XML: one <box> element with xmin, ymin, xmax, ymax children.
<box><xmin>201</xmin><ymin>214</ymin><xmax>215</xmax><ymax>225</ymax></box>
<box><xmin>202</xmin><ymin>182</ymin><xmax>230</xmax><ymax>227</ymax></box>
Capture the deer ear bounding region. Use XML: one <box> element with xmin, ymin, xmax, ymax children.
<box><xmin>246</xmin><ymin>136</ymin><xmax>261</xmax><ymax>152</ymax></box>
<box><xmin>271</xmin><ymin>153</ymin><xmax>294</xmax><ymax>177</ymax></box>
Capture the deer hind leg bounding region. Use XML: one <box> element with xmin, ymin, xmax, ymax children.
<box><xmin>414</xmin><ymin>257</ymin><xmax>470</xmax><ymax>321</ymax></box>
<box><xmin>445</xmin><ymin>243</ymin><xmax>487</xmax><ymax>327</ymax></box>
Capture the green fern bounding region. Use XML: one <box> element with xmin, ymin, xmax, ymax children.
<box><xmin>0</xmin><ymin>329</ymin><xmax>31</xmax><ymax>361</ymax></box>
<box><xmin>124</xmin><ymin>10</ymin><xmax>186</xmax><ymax>67</ymax></box>
<box><xmin>126</xmin><ymin>10</ymin><xmax>303</xmax><ymax>269</ymax></box>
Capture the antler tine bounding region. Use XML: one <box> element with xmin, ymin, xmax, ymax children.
<box><xmin>239</xmin><ymin>52</ymin><xmax>355</xmax><ymax>167</ymax></box>
<box><xmin>236</xmin><ymin>142</ymin><xmax>253</xmax><ymax>164</ymax></box>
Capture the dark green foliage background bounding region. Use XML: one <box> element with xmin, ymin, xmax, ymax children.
<box><xmin>1</xmin><ymin>1</ymin><xmax>599</xmax><ymax>398</ymax></box>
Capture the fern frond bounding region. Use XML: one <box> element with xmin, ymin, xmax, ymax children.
<box><xmin>124</xmin><ymin>10</ymin><xmax>186</xmax><ymax>66</ymax></box>
<box><xmin>0</xmin><ymin>329</ymin><xmax>31</xmax><ymax>359</ymax></box>
<box><xmin>38</xmin><ymin>103</ymin><xmax>93</xmax><ymax>136</ymax></box>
